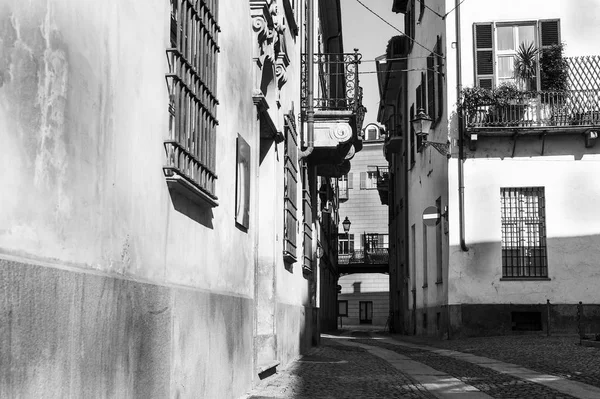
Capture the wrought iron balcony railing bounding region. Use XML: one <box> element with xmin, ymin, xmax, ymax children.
<box><xmin>465</xmin><ymin>90</ymin><xmax>600</xmax><ymax>129</ymax></box>
<box><xmin>301</xmin><ymin>50</ymin><xmax>363</xmax><ymax>113</ymax></box>
<box><xmin>338</xmin><ymin>248</ymin><xmax>389</xmax><ymax>265</ymax></box>
<box><xmin>376</xmin><ymin>166</ymin><xmax>389</xmax><ymax>206</ymax></box>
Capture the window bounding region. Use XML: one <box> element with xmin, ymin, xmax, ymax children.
<box><xmin>364</xmin><ymin>233</ymin><xmax>389</xmax><ymax>251</ymax></box>
<box><xmin>435</xmin><ymin>197</ymin><xmax>443</xmax><ymax>283</ymax></box>
<box><xmin>284</xmin><ymin>113</ymin><xmax>299</xmax><ymax>263</ymax></box>
<box><xmin>426</xmin><ymin>36</ymin><xmax>444</xmax><ymax>124</ymax></box>
<box><xmin>411</xmin><ymin>224</ymin><xmax>416</xmax><ymax>291</ymax></box>
<box><xmin>338</xmin><ymin>173</ymin><xmax>352</xmax><ymax>200</ymax></box>
<box><xmin>338</xmin><ymin>300</ymin><xmax>348</xmax><ymax>317</ymax></box>
<box><xmin>302</xmin><ymin>164</ymin><xmax>314</xmax><ymax>272</ymax></box>
<box><xmin>360</xmin><ymin>167</ymin><xmax>379</xmax><ymax>189</ymax></box>
<box><xmin>165</xmin><ymin>0</ymin><xmax>220</xmax><ymax>206</ymax></box>
<box><xmin>338</xmin><ymin>234</ymin><xmax>354</xmax><ymax>255</ymax></box>
<box><xmin>365</xmin><ymin>125</ymin><xmax>381</xmax><ymax>141</ymax></box>
<box><xmin>422</xmin><ymin>225</ymin><xmax>428</xmax><ymax>287</ymax></box>
<box><xmin>501</xmin><ymin>187</ymin><xmax>548</xmax><ymax>278</ymax></box>
<box><xmin>474</xmin><ymin>19</ymin><xmax>560</xmax><ymax>89</ymax></box>
<box><xmin>410</xmin><ymin>105</ymin><xmax>416</xmax><ymax>167</ymax></box>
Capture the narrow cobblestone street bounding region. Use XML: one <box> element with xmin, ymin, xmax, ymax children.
<box><xmin>241</xmin><ymin>329</ymin><xmax>600</xmax><ymax>399</ymax></box>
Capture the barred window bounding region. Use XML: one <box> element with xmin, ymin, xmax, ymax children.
<box><xmin>501</xmin><ymin>187</ymin><xmax>548</xmax><ymax>278</ymax></box>
<box><xmin>302</xmin><ymin>164</ymin><xmax>313</xmax><ymax>272</ymax></box>
<box><xmin>164</xmin><ymin>0</ymin><xmax>220</xmax><ymax>205</ymax></box>
<box><xmin>284</xmin><ymin>114</ymin><xmax>298</xmax><ymax>264</ymax></box>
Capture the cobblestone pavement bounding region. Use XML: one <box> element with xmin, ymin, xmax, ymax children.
<box><xmin>243</xmin><ymin>337</ymin><xmax>437</xmax><ymax>399</ymax></box>
<box><xmin>389</xmin><ymin>334</ymin><xmax>600</xmax><ymax>389</ymax></box>
<box><xmin>354</xmin><ymin>338</ymin><xmax>577</xmax><ymax>398</ymax></box>
<box><xmin>242</xmin><ymin>331</ymin><xmax>600</xmax><ymax>399</ymax></box>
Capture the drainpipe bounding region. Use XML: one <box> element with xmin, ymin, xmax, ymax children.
<box><xmin>455</xmin><ymin>0</ymin><xmax>468</xmax><ymax>252</ymax></box>
<box><xmin>299</xmin><ymin>0</ymin><xmax>315</xmax><ymax>160</ymax></box>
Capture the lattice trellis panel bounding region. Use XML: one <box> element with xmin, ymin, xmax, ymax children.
<box><xmin>567</xmin><ymin>56</ymin><xmax>600</xmax><ymax>91</ymax></box>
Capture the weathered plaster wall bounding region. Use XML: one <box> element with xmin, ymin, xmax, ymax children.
<box><xmin>0</xmin><ymin>0</ymin><xmax>256</xmax><ymax>296</ymax></box>
<box><xmin>0</xmin><ymin>258</ymin><xmax>254</xmax><ymax>399</ymax></box>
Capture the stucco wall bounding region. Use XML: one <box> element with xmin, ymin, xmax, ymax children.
<box><xmin>0</xmin><ymin>0</ymin><xmax>314</xmax><ymax>396</ymax></box>
<box><xmin>0</xmin><ymin>0</ymin><xmax>256</xmax><ymax>296</ymax></box>
<box><xmin>449</xmin><ymin>142</ymin><xmax>600</xmax><ymax>305</ymax></box>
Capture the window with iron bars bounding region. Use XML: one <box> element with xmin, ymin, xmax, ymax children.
<box><xmin>284</xmin><ymin>113</ymin><xmax>299</xmax><ymax>264</ymax></box>
<box><xmin>164</xmin><ymin>0</ymin><xmax>220</xmax><ymax>205</ymax></box>
<box><xmin>501</xmin><ymin>187</ymin><xmax>548</xmax><ymax>278</ymax></box>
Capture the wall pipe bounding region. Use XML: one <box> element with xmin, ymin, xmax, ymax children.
<box><xmin>299</xmin><ymin>0</ymin><xmax>315</xmax><ymax>160</ymax></box>
<box><xmin>455</xmin><ymin>0</ymin><xmax>468</xmax><ymax>252</ymax></box>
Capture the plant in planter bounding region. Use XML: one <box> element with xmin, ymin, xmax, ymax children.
<box><xmin>540</xmin><ymin>43</ymin><xmax>569</xmax><ymax>92</ymax></box>
<box><xmin>514</xmin><ymin>42</ymin><xmax>539</xmax><ymax>91</ymax></box>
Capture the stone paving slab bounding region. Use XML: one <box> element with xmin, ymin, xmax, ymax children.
<box><xmin>376</xmin><ymin>336</ymin><xmax>600</xmax><ymax>399</ymax></box>
<box><xmin>337</xmin><ymin>339</ymin><xmax>492</xmax><ymax>399</ymax></box>
<box><xmin>388</xmin><ymin>334</ymin><xmax>600</xmax><ymax>389</ymax></box>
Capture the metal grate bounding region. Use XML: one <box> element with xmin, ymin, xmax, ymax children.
<box><xmin>164</xmin><ymin>0</ymin><xmax>220</xmax><ymax>200</ymax></box>
<box><xmin>500</xmin><ymin>187</ymin><xmax>548</xmax><ymax>278</ymax></box>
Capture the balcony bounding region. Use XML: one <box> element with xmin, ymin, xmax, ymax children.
<box><xmin>463</xmin><ymin>56</ymin><xmax>600</xmax><ymax>143</ymax></box>
<box><xmin>465</xmin><ymin>90</ymin><xmax>600</xmax><ymax>131</ymax></box>
<box><xmin>338</xmin><ymin>232</ymin><xmax>389</xmax><ymax>274</ymax></box>
<box><xmin>301</xmin><ymin>50</ymin><xmax>366</xmax><ymax>174</ymax></box>
<box><xmin>338</xmin><ymin>249</ymin><xmax>389</xmax><ymax>274</ymax></box>
<box><xmin>376</xmin><ymin>166</ymin><xmax>389</xmax><ymax>206</ymax></box>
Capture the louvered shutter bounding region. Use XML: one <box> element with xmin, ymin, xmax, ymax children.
<box><xmin>473</xmin><ymin>23</ymin><xmax>494</xmax><ymax>89</ymax></box>
<box><xmin>347</xmin><ymin>173</ymin><xmax>353</xmax><ymax>189</ymax></box>
<box><xmin>359</xmin><ymin>172</ymin><xmax>366</xmax><ymax>189</ymax></box>
<box><xmin>427</xmin><ymin>54</ymin><xmax>436</xmax><ymax>121</ymax></box>
<box><xmin>539</xmin><ymin>19</ymin><xmax>560</xmax><ymax>49</ymax></box>
<box><xmin>436</xmin><ymin>36</ymin><xmax>444</xmax><ymax>121</ymax></box>
<box><xmin>349</xmin><ymin>234</ymin><xmax>354</xmax><ymax>252</ymax></box>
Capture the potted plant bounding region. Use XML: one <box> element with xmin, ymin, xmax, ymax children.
<box><xmin>514</xmin><ymin>42</ymin><xmax>539</xmax><ymax>91</ymax></box>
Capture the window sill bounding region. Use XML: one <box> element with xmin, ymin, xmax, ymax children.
<box><xmin>499</xmin><ymin>277</ymin><xmax>551</xmax><ymax>281</ymax></box>
<box><xmin>166</xmin><ymin>173</ymin><xmax>218</xmax><ymax>208</ymax></box>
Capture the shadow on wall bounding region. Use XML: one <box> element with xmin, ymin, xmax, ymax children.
<box><xmin>464</xmin><ymin>132</ymin><xmax>600</xmax><ymax>160</ymax></box>
<box><xmin>170</xmin><ymin>190</ymin><xmax>214</xmax><ymax>228</ymax></box>
<box><xmin>447</xmin><ymin>232</ymin><xmax>600</xmax><ymax>336</ymax></box>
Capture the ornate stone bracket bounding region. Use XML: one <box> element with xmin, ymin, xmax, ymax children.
<box><xmin>250</xmin><ymin>0</ymin><xmax>290</xmax><ymax>92</ymax></box>
<box><xmin>253</xmin><ymin>90</ymin><xmax>284</xmax><ymax>143</ymax></box>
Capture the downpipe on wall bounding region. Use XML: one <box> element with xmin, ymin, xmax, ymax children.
<box><xmin>299</xmin><ymin>0</ymin><xmax>315</xmax><ymax>161</ymax></box>
<box><xmin>455</xmin><ymin>0</ymin><xmax>468</xmax><ymax>253</ymax></box>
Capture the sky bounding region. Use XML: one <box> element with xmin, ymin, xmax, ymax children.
<box><xmin>341</xmin><ymin>0</ymin><xmax>404</xmax><ymax>127</ymax></box>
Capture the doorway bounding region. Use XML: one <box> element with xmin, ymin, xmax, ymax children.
<box><xmin>359</xmin><ymin>301</ymin><xmax>373</xmax><ymax>324</ymax></box>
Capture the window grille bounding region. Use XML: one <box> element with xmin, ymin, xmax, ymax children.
<box><xmin>284</xmin><ymin>113</ymin><xmax>298</xmax><ymax>263</ymax></box>
<box><xmin>501</xmin><ymin>187</ymin><xmax>548</xmax><ymax>278</ymax></box>
<box><xmin>165</xmin><ymin>0</ymin><xmax>220</xmax><ymax>202</ymax></box>
<box><xmin>302</xmin><ymin>164</ymin><xmax>313</xmax><ymax>272</ymax></box>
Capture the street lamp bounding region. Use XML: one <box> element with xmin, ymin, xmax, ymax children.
<box><xmin>342</xmin><ymin>216</ymin><xmax>351</xmax><ymax>233</ymax></box>
<box><xmin>411</xmin><ymin>108</ymin><xmax>450</xmax><ymax>157</ymax></box>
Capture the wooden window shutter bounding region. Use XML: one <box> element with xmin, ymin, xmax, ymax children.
<box><xmin>473</xmin><ymin>23</ymin><xmax>494</xmax><ymax>89</ymax></box>
<box><xmin>427</xmin><ymin>54</ymin><xmax>436</xmax><ymax>121</ymax></box>
<box><xmin>436</xmin><ymin>35</ymin><xmax>444</xmax><ymax>121</ymax></box>
<box><xmin>348</xmin><ymin>173</ymin><xmax>353</xmax><ymax>189</ymax></box>
<box><xmin>349</xmin><ymin>234</ymin><xmax>355</xmax><ymax>252</ymax></box>
<box><xmin>540</xmin><ymin>19</ymin><xmax>560</xmax><ymax>49</ymax></box>
<box><xmin>359</xmin><ymin>172</ymin><xmax>366</xmax><ymax>189</ymax></box>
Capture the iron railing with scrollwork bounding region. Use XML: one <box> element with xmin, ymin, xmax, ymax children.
<box><xmin>301</xmin><ymin>50</ymin><xmax>363</xmax><ymax>114</ymax></box>
<box><xmin>338</xmin><ymin>248</ymin><xmax>389</xmax><ymax>265</ymax></box>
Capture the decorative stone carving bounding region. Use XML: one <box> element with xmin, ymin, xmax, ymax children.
<box><xmin>250</xmin><ymin>0</ymin><xmax>290</xmax><ymax>92</ymax></box>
